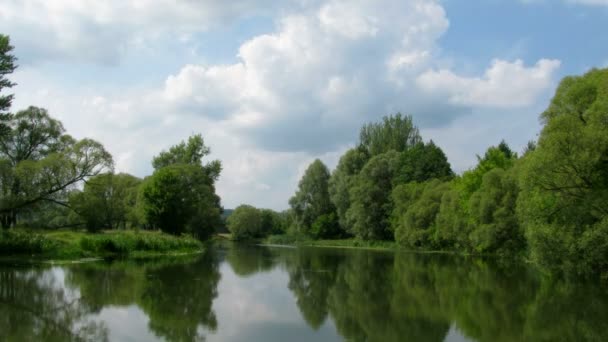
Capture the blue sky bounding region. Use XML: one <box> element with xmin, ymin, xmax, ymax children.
<box><xmin>1</xmin><ymin>0</ymin><xmax>606</xmax><ymax>210</ymax></box>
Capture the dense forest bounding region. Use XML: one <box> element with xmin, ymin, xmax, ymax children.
<box><xmin>232</xmin><ymin>68</ymin><xmax>608</xmax><ymax>279</ymax></box>
<box><xmin>0</xmin><ymin>34</ymin><xmax>223</xmax><ymax>240</ymax></box>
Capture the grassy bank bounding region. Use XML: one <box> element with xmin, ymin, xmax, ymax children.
<box><xmin>263</xmin><ymin>234</ymin><xmax>399</xmax><ymax>251</ymax></box>
<box><xmin>0</xmin><ymin>229</ymin><xmax>203</xmax><ymax>260</ymax></box>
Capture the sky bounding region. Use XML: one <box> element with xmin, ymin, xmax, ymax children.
<box><xmin>1</xmin><ymin>0</ymin><xmax>607</xmax><ymax>210</ymax></box>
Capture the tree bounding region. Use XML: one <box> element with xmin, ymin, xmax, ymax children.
<box><xmin>398</xmin><ymin>141</ymin><xmax>453</xmax><ymax>184</ymax></box>
<box><xmin>226</xmin><ymin>205</ymin><xmax>263</xmax><ymax>240</ymax></box>
<box><xmin>141</xmin><ymin>134</ymin><xmax>223</xmax><ymax>240</ymax></box>
<box><xmin>518</xmin><ymin>67</ymin><xmax>608</xmax><ymax>275</ymax></box>
<box><xmin>459</xmin><ymin>141</ymin><xmax>517</xmax><ymax>198</ymax></box>
<box><xmin>289</xmin><ymin>159</ymin><xmax>336</xmax><ymax>237</ymax></box>
<box><xmin>140</xmin><ymin>164</ymin><xmax>221</xmax><ymax>240</ymax></box>
<box><xmin>0</xmin><ymin>107</ymin><xmax>113</xmax><ymax>228</ymax></box>
<box><xmin>358</xmin><ymin>113</ymin><xmax>422</xmax><ymax>156</ymax></box>
<box><xmin>328</xmin><ymin>148</ymin><xmax>368</xmax><ymax>234</ymax></box>
<box><xmin>259</xmin><ymin>208</ymin><xmax>287</xmax><ymax>235</ymax></box>
<box><xmin>468</xmin><ymin>168</ymin><xmax>523</xmax><ymax>254</ymax></box>
<box><xmin>152</xmin><ymin>134</ymin><xmax>221</xmax><ymax>181</ymax></box>
<box><xmin>0</xmin><ymin>34</ymin><xmax>17</xmax><ymax>137</ymax></box>
<box><xmin>393</xmin><ymin>180</ymin><xmax>450</xmax><ymax>248</ymax></box>
<box><xmin>70</xmin><ymin>173</ymin><xmax>142</xmax><ymax>232</ymax></box>
<box><xmin>347</xmin><ymin>151</ymin><xmax>401</xmax><ymax>240</ymax></box>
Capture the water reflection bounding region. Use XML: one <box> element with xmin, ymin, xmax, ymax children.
<box><xmin>1</xmin><ymin>244</ymin><xmax>608</xmax><ymax>342</ymax></box>
<box><xmin>0</xmin><ymin>265</ymin><xmax>108</xmax><ymax>341</ymax></box>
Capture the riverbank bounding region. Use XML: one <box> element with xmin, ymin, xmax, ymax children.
<box><xmin>0</xmin><ymin>229</ymin><xmax>204</xmax><ymax>260</ymax></box>
<box><xmin>260</xmin><ymin>234</ymin><xmax>398</xmax><ymax>251</ymax></box>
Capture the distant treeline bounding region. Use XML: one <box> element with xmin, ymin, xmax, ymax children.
<box><xmin>233</xmin><ymin>67</ymin><xmax>608</xmax><ymax>279</ymax></box>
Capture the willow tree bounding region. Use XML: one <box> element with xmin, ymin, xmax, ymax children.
<box><xmin>518</xmin><ymin>67</ymin><xmax>608</xmax><ymax>275</ymax></box>
<box><xmin>0</xmin><ymin>107</ymin><xmax>113</xmax><ymax>228</ymax></box>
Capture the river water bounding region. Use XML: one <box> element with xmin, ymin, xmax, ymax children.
<box><xmin>1</xmin><ymin>243</ymin><xmax>606</xmax><ymax>341</ymax></box>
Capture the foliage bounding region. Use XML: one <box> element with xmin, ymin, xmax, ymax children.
<box><xmin>0</xmin><ymin>229</ymin><xmax>202</xmax><ymax>258</ymax></box>
<box><xmin>393</xmin><ymin>180</ymin><xmax>450</xmax><ymax>248</ymax></box>
<box><xmin>519</xmin><ymin>67</ymin><xmax>608</xmax><ymax>277</ymax></box>
<box><xmin>468</xmin><ymin>168</ymin><xmax>523</xmax><ymax>255</ymax></box>
<box><xmin>289</xmin><ymin>159</ymin><xmax>336</xmax><ymax>235</ymax></box>
<box><xmin>226</xmin><ymin>204</ymin><xmax>263</xmax><ymax>240</ymax></box>
<box><xmin>70</xmin><ymin>173</ymin><xmax>142</xmax><ymax>232</ymax></box>
<box><xmin>398</xmin><ymin>141</ymin><xmax>453</xmax><ymax>183</ymax></box>
<box><xmin>152</xmin><ymin>133</ymin><xmax>221</xmax><ymax>181</ymax></box>
<box><xmin>140</xmin><ymin>164</ymin><xmax>221</xmax><ymax>240</ymax></box>
<box><xmin>310</xmin><ymin>212</ymin><xmax>341</xmax><ymax>239</ymax></box>
<box><xmin>347</xmin><ymin>151</ymin><xmax>402</xmax><ymax>240</ymax></box>
<box><xmin>358</xmin><ymin>113</ymin><xmax>422</xmax><ymax>156</ymax></box>
<box><xmin>328</xmin><ymin>148</ymin><xmax>368</xmax><ymax>234</ymax></box>
<box><xmin>0</xmin><ymin>34</ymin><xmax>17</xmax><ymax>136</ymax></box>
<box><xmin>0</xmin><ymin>107</ymin><xmax>113</xmax><ymax>228</ymax></box>
<box><xmin>260</xmin><ymin>208</ymin><xmax>288</xmax><ymax>235</ymax></box>
<box><xmin>459</xmin><ymin>141</ymin><xmax>517</xmax><ymax>198</ymax></box>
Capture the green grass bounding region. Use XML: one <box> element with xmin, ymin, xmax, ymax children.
<box><xmin>0</xmin><ymin>229</ymin><xmax>203</xmax><ymax>260</ymax></box>
<box><xmin>263</xmin><ymin>234</ymin><xmax>398</xmax><ymax>251</ymax></box>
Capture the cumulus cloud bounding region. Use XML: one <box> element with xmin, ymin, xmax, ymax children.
<box><xmin>160</xmin><ymin>0</ymin><xmax>558</xmax><ymax>152</ymax></box>
<box><xmin>0</xmin><ymin>0</ymin><xmax>306</xmax><ymax>64</ymax></box>
<box><xmin>6</xmin><ymin>0</ymin><xmax>563</xmax><ymax>209</ymax></box>
<box><xmin>416</xmin><ymin>59</ymin><xmax>561</xmax><ymax>108</ymax></box>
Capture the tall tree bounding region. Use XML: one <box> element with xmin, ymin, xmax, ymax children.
<box><xmin>328</xmin><ymin>148</ymin><xmax>368</xmax><ymax>234</ymax></box>
<box><xmin>0</xmin><ymin>34</ymin><xmax>17</xmax><ymax>137</ymax></box>
<box><xmin>141</xmin><ymin>134</ymin><xmax>223</xmax><ymax>240</ymax></box>
<box><xmin>398</xmin><ymin>141</ymin><xmax>453</xmax><ymax>184</ymax></box>
<box><xmin>347</xmin><ymin>151</ymin><xmax>401</xmax><ymax>240</ymax></box>
<box><xmin>289</xmin><ymin>159</ymin><xmax>336</xmax><ymax>236</ymax></box>
<box><xmin>0</xmin><ymin>107</ymin><xmax>113</xmax><ymax>228</ymax></box>
<box><xmin>152</xmin><ymin>134</ymin><xmax>221</xmax><ymax>181</ymax></box>
<box><xmin>519</xmin><ymin>67</ymin><xmax>608</xmax><ymax>275</ymax></box>
<box><xmin>358</xmin><ymin>113</ymin><xmax>421</xmax><ymax>156</ymax></box>
<box><xmin>226</xmin><ymin>204</ymin><xmax>263</xmax><ymax>240</ymax></box>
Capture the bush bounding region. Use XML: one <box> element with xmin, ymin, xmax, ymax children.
<box><xmin>0</xmin><ymin>230</ymin><xmax>56</xmax><ymax>255</ymax></box>
<box><xmin>310</xmin><ymin>213</ymin><xmax>341</xmax><ymax>239</ymax></box>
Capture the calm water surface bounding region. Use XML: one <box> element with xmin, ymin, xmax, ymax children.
<box><xmin>1</xmin><ymin>243</ymin><xmax>607</xmax><ymax>341</ymax></box>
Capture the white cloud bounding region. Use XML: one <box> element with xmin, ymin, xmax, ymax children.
<box><xmin>416</xmin><ymin>59</ymin><xmax>561</xmax><ymax>108</ymax></box>
<box><xmin>6</xmin><ymin>0</ymin><xmax>562</xmax><ymax>210</ymax></box>
<box><xmin>0</xmin><ymin>0</ymin><xmax>306</xmax><ymax>64</ymax></box>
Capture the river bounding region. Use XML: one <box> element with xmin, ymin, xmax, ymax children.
<box><xmin>0</xmin><ymin>243</ymin><xmax>606</xmax><ymax>341</ymax></box>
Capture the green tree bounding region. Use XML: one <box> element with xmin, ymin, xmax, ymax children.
<box><xmin>0</xmin><ymin>107</ymin><xmax>113</xmax><ymax>228</ymax></box>
<box><xmin>152</xmin><ymin>134</ymin><xmax>221</xmax><ymax>181</ymax></box>
<box><xmin>226</xmin><ymin>204</ymin><xmax>263</xmax><ymax>240</ymax></box>
<box><xmin>398</xmin><ymin>141</ymin><xmax>453</xmax><ymax>183</ymax></box>
<box><xmin>434</xmin><ymin>186</ymin><xmax>469</xmax><ymax>249</ymax></box>
<box><xmin>328</xmin><ymin>148</ymin><xmax>368</xmax><ymax>234</ymax></box>
<box><xmin>259</xmin><ymin>208</ymin><xmax>287</xmax><ymax>235</ymax></box>
<box><xmin>289</xmin><ymin>159</ymin><xmax>336</xmax><ymax>237</ymax></box>
<box><xmin>459</xmin><ymin>141</ymin><xmax>517</xmax><ymax>198</ymax></box>
<box><xmin>358</xmin><ymin>113</ymin><xmax>422</xmax><ymax>156</ymax></box>
<box><xmin>518</xmin><ymin>67</ymin><xmax>608</xmax><ymax>276</ymax></box>
<box><xmin>70</xmin><ymin>173</ymin><xmax>142</xmax><ymax>232</ymax></box>
<box><xmin>393</xmin><ymin>180</ymin><xmax>450</xmax><ymax>248</ymax></box>
<box><xmin>347</xmin><ymin>151</ymin><xmax>401</xmax><ymax>240</ymax></box>
<box><xmin>140</xmin><ymin>164</ymin><xmax>221</xmax><ymax>240</ymax></box>
<box><xmin>0</xmin><ymin>34</ymin><xmax>17</xmax><ymax>137</ymax></box>
<box><xmin>468</xmin><ymin>168</ymin><xmax>523</xmax><ymax>254</ymax></box>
